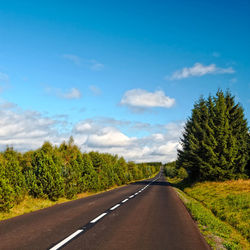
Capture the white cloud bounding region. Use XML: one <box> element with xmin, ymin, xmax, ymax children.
<box><xmin>74</xmin><ymin>122</ymin><xmax>92</xmax><ymax>133</ymax></box>
<box><xmin>62</xmin><ymin>54</ymin><xmax>81</xmax><ymax>65</ymax></box>
<box><xmin>0</xmin><ymin>101</ymin><xmax>67</xmax><ymax>152</ymax></box>
<box><xmin>73</xmin><ymin>119</ymin><xmax>184</xmax><ymax>163</ymax></box>
<box><xmin>0</xmin><ymin>101</ymin><xmax>184</xmax><ymax>163</ymax></box>
<box><xmin>170</xmin><ymin>63</ymin><xmax>235</xmax><ymax>80</ymax></box>
<box><xmin>87</xmin><ymin>127</ymin><xmax>134</xmax><ymax>147</ymax></box>
<box><xmin>120</xmin><ymin>89</ymin><xmax>175</xmax><ymax>110</ymax></box>
<box><xmin>45</xmin><ymin>86</ymin><xmax>81</xmax><ymax>99</ymax></box>
<box><xmin>61</xmin><ymin>88</ymin><xmax>81</xmax><ymax>99</ymax></box>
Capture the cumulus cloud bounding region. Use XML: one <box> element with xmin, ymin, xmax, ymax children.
<box><xmin>73</xmin><ymin>118</ymin><xmax>184</xmax><ymax>163</ymax></box>
<box><xmin>120</xmin><ymin>89</ymin><xmax>175</xmax><ymax>111</ymax></box>
<box><xmin>170</xmin><ymin>63</ymin><xmax>235</xmax><ymax>80</ymax></box>
<box><xmin>61</xmin><ymin>88</ymin><xmax>81</xmax><ymax>99</ymax></box>
<box><xmin>0</xmin><ymin>101</ymin><xmax>67</xmax><ymax>151</ymax></box>
<box><xmin>87</xmin><ymin>127</ymin><xmax>134</xmax><ymax>147</ymax></box>
<box><xmin>0</xmin><ymin>101</ymin><xmax>184</xmax><ymax>162</ymax></box>
<box><xmin>45</xmin><ymin>86</ymin><xmax>81</xmax><ymax>99</ymax></box>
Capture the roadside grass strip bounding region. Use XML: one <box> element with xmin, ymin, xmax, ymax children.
<box><xmin>49</xmin><ymin>176</ymin><xmax>160</xmax><ymax>249</ymax></box>
<box><xmin>174</xmin><ymin>187</ymin><xmax>250</xmax><ymax>250</ymax></box>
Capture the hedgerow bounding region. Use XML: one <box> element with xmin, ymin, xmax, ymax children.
<box><xmin>0</xmin><ymin>138</ymin><xmax>159</xmax><ymax>212</ymax></box>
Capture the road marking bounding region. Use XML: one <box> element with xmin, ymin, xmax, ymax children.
<box><xmin>50</xmin><ymin>229</ymin><xmax>83</xmax><ymax>250</ymax></box>
<box><xmin>110</xmin><ymin>204</ymin><xmax>120</xmax><ymax>210</ymax></box>
<box><xmin>90</xmin><ymin>213</ymin><xmax>107</xmax><ymax>223</ymax></box>
<box><xmin>50</xmin><ymin>175</ymin><xmax>160</xmax><ymax>249</ymax></box>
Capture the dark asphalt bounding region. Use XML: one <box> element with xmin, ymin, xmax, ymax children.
<box><xmin>0</xmin><ymin>172</ymin><xmax>210</xmax><ymax>250</ymax></box>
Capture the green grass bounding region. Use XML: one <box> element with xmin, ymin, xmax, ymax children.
<box><xmin>169</xmin><ymin>178</ymin><xmax>250</xmax><ymax>249</ymax></box>
<box><xmin>184</xmin><ymin>180</ymin><xmax>250</xmax><ymax>241</ymax></box>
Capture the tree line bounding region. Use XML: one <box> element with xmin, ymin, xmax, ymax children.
<box><xmin>166</xmin><ymin>90</ymin><xmax>249</xmax><ymax>181</ymax></box>
<box><xmin>0</xmin><ymin>138</ymin><xmax>160</xmax><ymax>212</ymax></box>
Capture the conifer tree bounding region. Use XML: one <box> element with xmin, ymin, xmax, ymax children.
<box><xmin>177</xmin><ymin>90</ymin><xmax>249</xmax><ymax>181</ymax></box>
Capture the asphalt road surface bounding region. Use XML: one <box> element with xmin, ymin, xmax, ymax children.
<box><xmin>0</xmin><ymin>171</ymin><xmax>210</xmax><ymax>250</ymax></box>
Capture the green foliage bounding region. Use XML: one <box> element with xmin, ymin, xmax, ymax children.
<box><xmin>177</xmin><ymin>90</ymin><xmax>249</xmax><ymax>181</ymax></box>
<box><xmin>0</xmin><ymin>177</ymin><xmax>15</xmax><ymax>212</ymax></box>
<box><xmin>164</xmin><ymin>161</ymin><xmax>188</xmax><ymax>179</ymax></box>
<box><xmin>177</xmin><ymin>167</ymin><xmax>188</xmax><ymax>179</ymax></box>
<box><xmin>29</xmin><ymin>142</ymin><xmax>65</xmax><ymax>201</ymax></box>
<box><xmin>164</xmin><ymin>164</ymin><xmax>177</xmax><ymax>178</ymax></box>
<box><xmin>0</xmin><ymin>138</ymin><xmax>159</xmax><ymax>212</ymax></box>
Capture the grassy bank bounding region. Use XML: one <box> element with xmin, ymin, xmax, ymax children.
<box><xmin>0</xmin><ymin>172</ymin><xmax>159</xmax><ymax>221</ymax></box>
<box><xmin>169</xmin><ymin>178</ymin><xmax>250</xmax><ymax>249</ymax></box>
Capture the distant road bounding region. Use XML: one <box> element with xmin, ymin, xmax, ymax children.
<box><xmin>0</xmin><ymin>171</ymin><xmax>209</xmax><ymax>250</ymax></box>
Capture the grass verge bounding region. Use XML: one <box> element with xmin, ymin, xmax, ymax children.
<box><xmin>0</xmin><ymin>172</ymin><xmax>159</xmax><ymax>221</ymax></box>
<box><xmin>168</xmin><ymin>178</ymin><xmax>250</xmax><ymax>249</ymax></box>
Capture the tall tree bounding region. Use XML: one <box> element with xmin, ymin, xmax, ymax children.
<box><xmin>177</xmin><ymin>90</ymin><xmax>249</xmax><ymax>181</ymax></box>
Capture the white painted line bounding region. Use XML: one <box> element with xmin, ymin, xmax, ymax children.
<box><xmin>90</xmin><ymin>213</ymin><xmax>107</xmax><ymax>223</ymax></box>
<box><xmin>50</xmin><ymin>229</ymin><xmax>83</xmax><ymax>250</ymax></box>
<box><xmin>122</xmin><ymin>198</ymin><xmax>128</xmax><ymax>203</ymax></box>
<box><xmin>135</xmin><ymin>192</ymin><xmax>138</xmax><ymax>195</ymax></box>
<box><xmin>129</xmin><ymin>195</ymin><xmax>134</xmax><ymax>198</ymax></box>
<box><xmin>110</xmin><ymin>204</ymin><xmax>120</xmax><ymax>210</ymax></box>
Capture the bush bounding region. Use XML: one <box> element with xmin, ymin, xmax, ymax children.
<box><xmin>178</xmin><ymin>167</ymin><xmax>188</xmax><ymax>179</ymax></box>
<box><xmin>164</xmin><ymin>165</ymin><xmax>177</xmax><ymax>178</ymax></box>
<box><xmin>0</xmin><ymin>179</ymin><xmax>15</xmax><ymax>212</ymax></box>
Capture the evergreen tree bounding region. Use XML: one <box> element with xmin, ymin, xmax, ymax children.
<box><xmin>177</xmin><ymin>90</ymin><xmax>249</xmax><ymax>181</ymax></box>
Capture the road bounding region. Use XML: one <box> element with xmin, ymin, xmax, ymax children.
<box><xmin>0</xmin><ymin>172</ymin><xmax>210</xmax><ymax>250</ymax></box>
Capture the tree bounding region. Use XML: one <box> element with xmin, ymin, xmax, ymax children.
<box><xmin>0</xmin><ymin>153</ymin><xmax>15</xmax><ymax>211</ymax></box>
<box><xmin>177</xmin><ymin>90</ymin><xmax>249</xmax><ymax>181</ymax></box>
<box><xmin>2</xmin><ymin>147</ymin><xmax>26</xmax><ymax>203</ymax></box>
<box><xmin>30</xmin><ymin>142</ymin><xmax>64</xmax><ymax>200</ymax></box>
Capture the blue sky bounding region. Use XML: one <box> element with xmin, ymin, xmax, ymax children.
<box><xmin>0</xmin><ymin>0</ymin><xmax>249</xmax><ymax>162</ymax></box>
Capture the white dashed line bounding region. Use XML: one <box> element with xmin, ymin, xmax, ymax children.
<box><xmin>90</xmin><ymin>213</ymin><xmax>107</xmax><ymax>223</ymax></box>
<box><xmin>50</xmin><ymin>229</ymin><xmax>83</xmax><ymax>250</ymax></box>
<box><xmin>50</xmin><ymin>176</ymin><xmax>160</xmax><ymax>249</ymax></box>
<box><xmin>110</xmin><ymin>204</ymin><xmax>120</xmax><ymax>210</ymax></box>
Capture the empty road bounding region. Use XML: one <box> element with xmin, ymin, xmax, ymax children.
<box><xmin>0</xmin><ymin>172</ymin><xmax>210</xmax><ymax>250</ymax></box>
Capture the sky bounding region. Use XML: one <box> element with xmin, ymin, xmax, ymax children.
<box><xmin>0</xmin><ymin>0</ymin><xmax>249</xmax><ymax>162</ymax></box>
